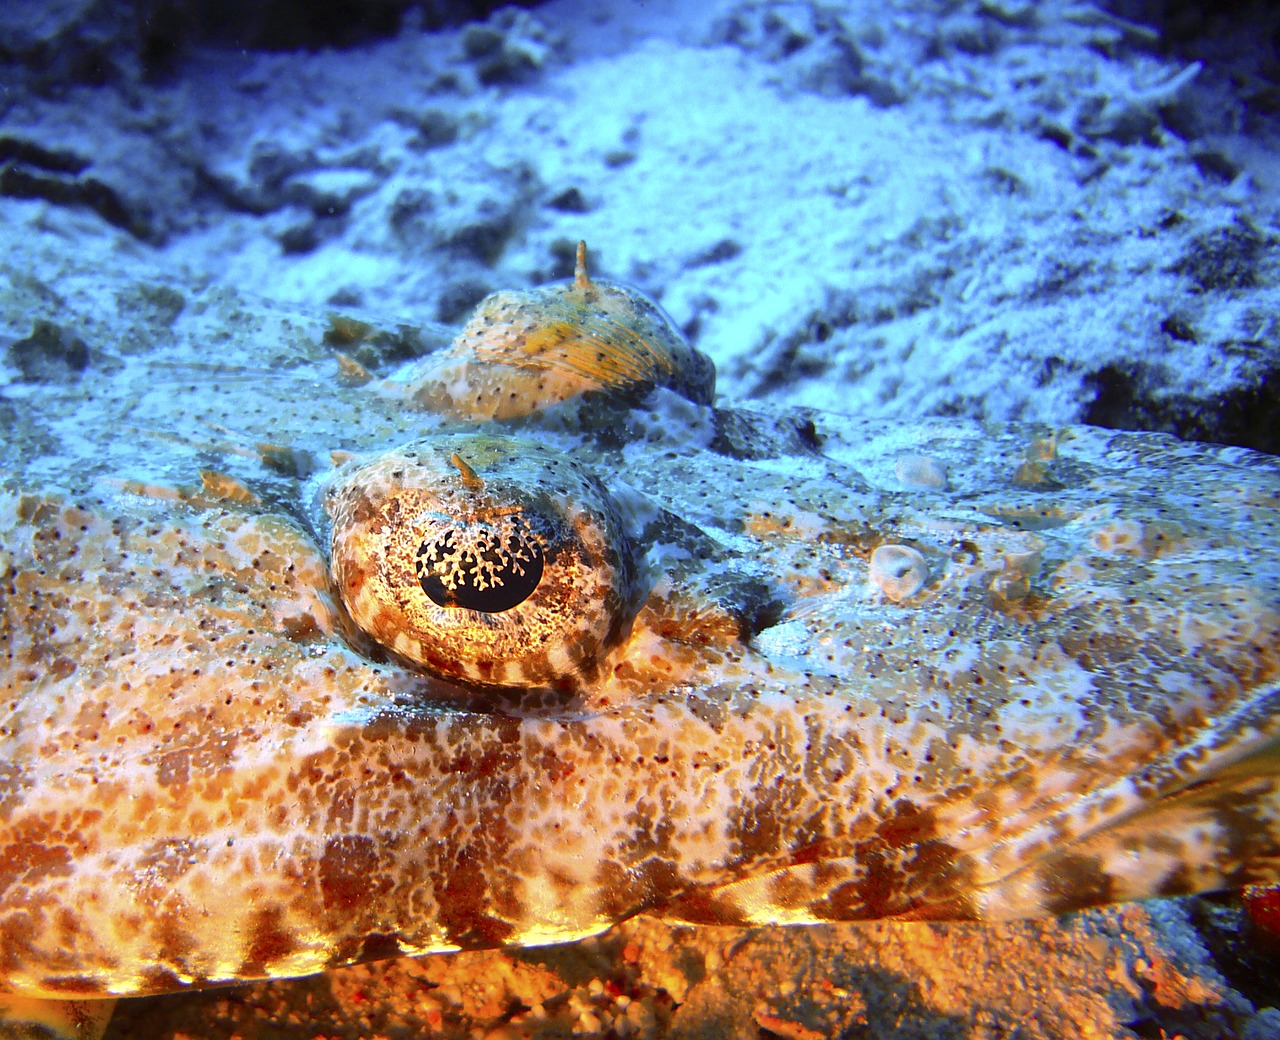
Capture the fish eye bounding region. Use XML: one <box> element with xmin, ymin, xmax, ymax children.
<box><xmin>323</xmin><ymin>434</ymin><xmax>641</xmax><ymax>689</ymax></box>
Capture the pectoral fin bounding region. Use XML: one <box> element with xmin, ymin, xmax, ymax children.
<box><xmin>656</xmin><ymin>738</ymin><xmax>1280</xmax><ymax>929</ymax></box>
<box><xmin>976</xmin><ymin>737</ymin><xmax>1280</xmax><ymax>920</ymax></box>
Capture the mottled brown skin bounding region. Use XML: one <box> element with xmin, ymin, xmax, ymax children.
<box><xmin>0</xmin><ymin>254</ymin><xmax>1278</xmax><ymax>1029</ymax></box>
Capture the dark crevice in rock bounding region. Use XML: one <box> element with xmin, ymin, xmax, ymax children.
<box><xmin>1081</xmin><ymin>360</ymin><xmax>1280</xmax><ymax>455</ymax></box>
<box><xmin>0</xmin><ymin>161</ymin><xmax>150</xmax><ymax>240</ymax></box>
<box><xmin>143</xmin><ymin>1</ymin><xmax>550</xmax><ymax>54</ymax></box>
<box><xmin>1184</xmin><ymin>894</ymin><xmax>1280</xmax><ymax>1018</ymax></box>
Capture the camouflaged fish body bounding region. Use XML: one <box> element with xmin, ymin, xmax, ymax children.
<box><xmin>1</xmin><ymin>253</ymin><xmax>1279</xmax><ymax>1009</ymax></box>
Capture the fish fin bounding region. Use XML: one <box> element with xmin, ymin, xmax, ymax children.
<box><xmin>976</xmin><ymin>736</ymin><xmax>1280</xmax><ymax>920</ymax></box>
<box><xmin>658</xmin><ymin>736</ymin><xmax>1280</xmax><ymax>928</ymax></box>
<box><xmin>0</xmin><ymin>995</ymin><xmax>116</xmax><ymax>1040</ymax></box>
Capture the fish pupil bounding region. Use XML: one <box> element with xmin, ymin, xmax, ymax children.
<box><xmin>415</xmin><ymin>517</ymin><xmax>544</xmax><ymax>612</ymax></box>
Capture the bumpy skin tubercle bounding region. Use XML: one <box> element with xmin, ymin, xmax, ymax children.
<box><xmin>1</xmin><ymin>249</ymin><xmax>1278</xmax><ymax>1039</ymax></box>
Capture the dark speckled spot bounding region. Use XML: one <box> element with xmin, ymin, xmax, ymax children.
<box><xmin>660</xmin><ymin>886</ymin><xmax>751</xmax><ymax>925</ymax></box>
<box><xmin>0</xmin><ymin>840</ymin><xmax>73</xmax><ymax>898</ymax></box>
<box><xmin>239</xmin><ymin>905</ymin><xmax>297</xmax><ymax>977</ymax></box>
<box><xmin>435</xmin><ymin>844</ymin><xmax>515</xmax><ymax>948</ymax></box>
<box><xmin>1038</xmin><ymin>852</ymin><xmax>1115</xmax><ymax>915</ymax></box>
<box><xmin>140</xmin><ymin>965</ymin><xmax>187</xmax><ymax>994</ymax></box>
<box><xmin>709</xmin><ymin>407</ymin><xmax>825</xmax><ymax>462</ymax></box>
<box><xmin>156</xmin><ymin>748</ymin><xmax>189</xmax><ymax>787</ymax></box>
<box><xmin>359</xmin><ymin>932</ymin><xmax>404</xmax><ymax>962</ymax></box>
<box><xmin>0</xmin><ymin>761</ymin><xmax>33</xmax><ymax>818</ymax></box>
<box><xmin>320</xmin><ymin>835</ymin><xmax>379</xmax><ymax>911</ymax></box>
<box><xmin>806</xmin><ymin>801</ymin><xmax>969</xmax><ymax>920</ymax></box>
<box><xmin>8</xmin><ymin>320</ymin><xmax>90</xmax><ymax>383</ymax></box>
<box><xmin>39</xmin><ymin>974</ymin><xmax>108</xmax><ymax>995</ymax></box>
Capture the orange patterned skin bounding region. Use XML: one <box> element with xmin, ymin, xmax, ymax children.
<box><xmin>1</xmin><ymin>247</ymin><xmax>1278</xmax><ymax>1036</ymax></box>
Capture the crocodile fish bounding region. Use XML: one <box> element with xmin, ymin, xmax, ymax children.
<box><xmin>1</xmin><ymin>246</ymin><xmax>1278</xmax><ymax>1039</ymax></box>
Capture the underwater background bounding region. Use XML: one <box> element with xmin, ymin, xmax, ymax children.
<box><xmin>2</xmin><ymin>1</ymin><xmax>1280</xmax><ymax>1037</ymax></box>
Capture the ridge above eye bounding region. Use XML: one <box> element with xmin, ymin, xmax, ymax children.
<box><xmin>322</xmin><ymin>434</ymin><xmax>642</xmax><ymax>691</ymax></box>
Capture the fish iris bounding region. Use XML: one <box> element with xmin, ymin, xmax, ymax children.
<box><xmin>415</xmin><ymin>517</ymin><xmax>544</xmax><ymax>612</ymax></box>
